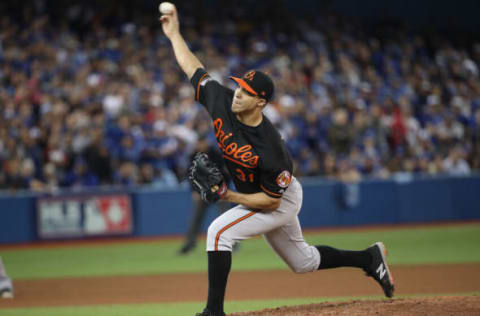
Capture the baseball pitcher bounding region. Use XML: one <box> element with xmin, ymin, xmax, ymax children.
<box><xmin>160</xmin><ymin>4</ymin><xmax>394</xmax><ymax>316</ymax></box>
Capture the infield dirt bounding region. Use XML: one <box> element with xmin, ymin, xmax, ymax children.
<box><xmin>230</xmin><ymin>296</ymin><xmax>480</xmax><ymax>316</ymax></box>
<box><xmin>1</xmin><ymin>262</ymin><xmax>479</xmax><ymax>315</ymax></box>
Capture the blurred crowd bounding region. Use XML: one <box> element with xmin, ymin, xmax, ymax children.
<box><xmin>1</xmin><ymin>1</ymin><xmax>479</xmax><ymax>192</ymax></box>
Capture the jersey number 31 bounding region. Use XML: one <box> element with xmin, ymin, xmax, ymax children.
<box><xmin>236</xmin><ymin>168</ymin><xmax>254</xmax><ymax>183</ymax></box>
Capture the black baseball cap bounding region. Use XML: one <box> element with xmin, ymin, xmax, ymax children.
<box><xmin>230</xmin><ymin>70</ymin><xmax>274</xmax><ymax>102</ymax></box>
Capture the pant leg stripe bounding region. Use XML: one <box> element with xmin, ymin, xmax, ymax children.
<box><xmin>215</xmin><ymin>212</ymin><xmax>256</xmax><ymax>251</ymax></box>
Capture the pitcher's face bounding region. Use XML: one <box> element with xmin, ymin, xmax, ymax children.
<box><xmin>231</xmin><ymin>87</ymin><xmax>260</xmax><ymax>114</ymax></box>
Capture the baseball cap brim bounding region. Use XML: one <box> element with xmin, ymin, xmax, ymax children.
<box><xmin>230</xmin><ymin>77</ymin><xmax>258</xmax><ymax>96</ymax></box>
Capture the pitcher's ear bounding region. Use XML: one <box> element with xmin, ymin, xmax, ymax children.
<box><xmin>257</xmin><ymin>98</ymin><xmax>267</xmax><ymax>108</ymax></box>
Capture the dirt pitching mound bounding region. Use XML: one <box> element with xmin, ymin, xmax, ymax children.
<box><xmin>229</xmin><ymin>296</ymin><xmax>480</xmax><ymax>316</ymax></box>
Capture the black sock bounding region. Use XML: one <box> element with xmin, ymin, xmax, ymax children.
<box><xmin>206</xmin><ymin>251</ymin><xmax>231</xmax><ymax>315</ymax></box>
<box><xmin>316</xmin><ymin>245</ymin><xmax>372</xmax><ymax>270</ymax></box>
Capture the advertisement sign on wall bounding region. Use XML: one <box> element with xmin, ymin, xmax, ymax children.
<box><xmin>37</xmin><ymin>194</ymin><xmax>133</xmax><ymax>239</ymax></box>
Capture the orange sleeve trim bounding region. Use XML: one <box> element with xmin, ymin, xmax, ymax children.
<box><xmin>260</xmin><ymin>185</ymin><xmax>282</xmax><ymax>197</ymax></box>
<box><xmin>196</xmin><ymin>73</ymin><xmax>209</xmax><ymax>101</ymax></box>
<box><xmin>215</xmin><ymin>212</ymin><xmax>256</xmax><ymax>251</ymax></box>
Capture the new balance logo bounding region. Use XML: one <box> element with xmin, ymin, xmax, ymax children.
<box><xmin>376</xmin><ymin>263</ymin><xmax>387</xmax><ymax>279</ymax></box>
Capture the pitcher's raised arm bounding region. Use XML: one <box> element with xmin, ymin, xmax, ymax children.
<box><xmin>159</xmin><ymin>4</ymin><xmax>203</xmax><ymax>79</ymax></box>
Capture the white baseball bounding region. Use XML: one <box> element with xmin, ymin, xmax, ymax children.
<box><xmin>159</xmin><ymin>2</ymin><xmax>175</xmax><ymax>14</ymax></box>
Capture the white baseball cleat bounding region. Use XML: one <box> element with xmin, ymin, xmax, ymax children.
<box><xmin>1</xmin><ymin>290</ymin><xmax>13</xmax><ymax>299</ymax></box>
<box><xmin>0</xmin><ymin>277</ymin><xmax>14</xmax><ymax>299</ymax></box>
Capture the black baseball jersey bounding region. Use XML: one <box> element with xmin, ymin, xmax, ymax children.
<box><xmin>191</xmin><ymin>68</ymin><xmax>293</xmax><ymax>198</ymax></box>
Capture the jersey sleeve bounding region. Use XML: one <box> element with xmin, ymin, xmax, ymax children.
<box><xmin>259</xmin><ymin>167</ymin><xmax>293</xmax><ymax>199</ymax></box>
<box><xmin>190</xmin><ymin>68</ymin><xmax>227</xmax><ymax>115</ymax></box>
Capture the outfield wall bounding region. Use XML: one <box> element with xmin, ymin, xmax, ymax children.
<box><xmin>1</xmin><ymin>175</ymin><xmax>479</xmax><ymax>244</ymax></box>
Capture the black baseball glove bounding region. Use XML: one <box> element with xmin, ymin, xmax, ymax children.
<box><xmin>188</xmin><ymin>152</ymin><xmax>227</xmax><ymax>204</ymax></box>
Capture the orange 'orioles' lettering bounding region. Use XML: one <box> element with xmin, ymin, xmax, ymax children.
<box><xmin>213</xmin><ymin>118</ymin><xmax>259</xmax><ymax>168</ymax></box>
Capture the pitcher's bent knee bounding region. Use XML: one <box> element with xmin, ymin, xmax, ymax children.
<box><xmin>206</xmin><ymin>221</ymin><xmax>234</xmax><ymax>252</ymax></box>
<box><xmin>290</xmin><ymin>264</ymin><xmax>315</xmax><ymax>274</ymax></box>
<box><xmin>285</xmin><ymin>246</ymin><xmax>320</xmax><ymax>274</ymax></box>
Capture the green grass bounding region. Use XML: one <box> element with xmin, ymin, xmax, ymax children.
<box><xmin>0</xmin><ymin>298</ymin><xmax>365</xmax><ymax>316</ymax></box>
<box><xmin>1</xmin><ymin>293</ymin><xmax>479</xmax><ymax>316</ymax></box>
<box><xmin>304</xmin><ymin>223</ymin><xmax>480</xmax><ymax>265</ymax></box>
<box><xmin>1</xmin><ymin>224</ymin><xmax>479</xmax><ymax>315</ymax></box>
<box><xmin>1</xmin><ymin>223</ymin><xmax>480</xmax><ymax>279</ymax></box>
